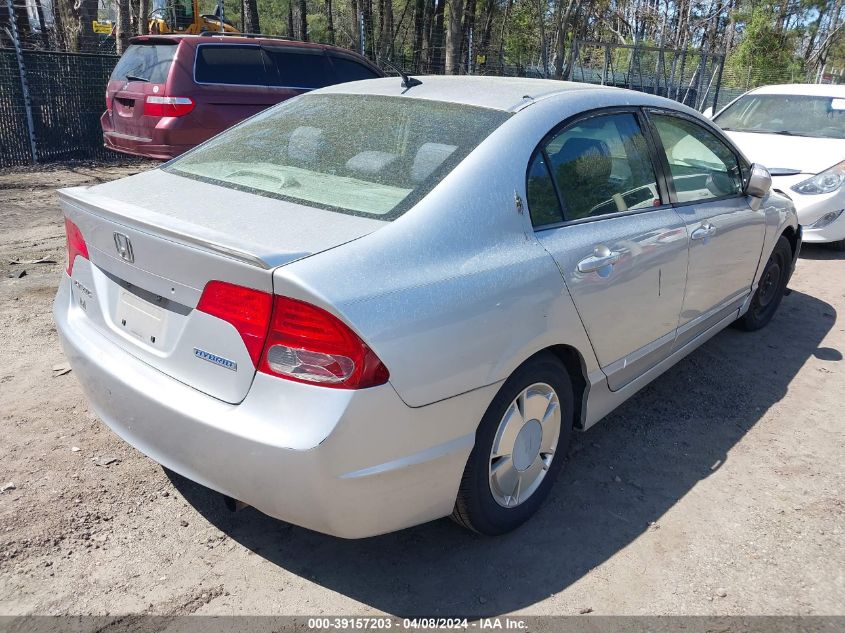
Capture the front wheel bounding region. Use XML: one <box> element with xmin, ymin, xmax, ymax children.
<box><xmin>736</xmin><ymin>236</ymin><xmax>792</xmax><ymax>331</ymax></box>
<box><xmin>452</xmin><ymin>353</ymin><xmax>574</xmax><ymax>535</ymax></box>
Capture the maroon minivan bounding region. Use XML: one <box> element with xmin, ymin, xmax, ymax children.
<box><xmin>101</xmin><ymin>34</ymin><xmax>383</xmax><ymax>160</ymax></box>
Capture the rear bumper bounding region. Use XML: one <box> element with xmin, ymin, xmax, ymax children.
<box><xmin>54</xmin><ymin>275</ymin><xmax>496</xmax><ymax>538</ymax></box>
<box><xmin>101</xmin><ymin>111</ymin><xmax>201</xmax><ymax>161</ymax></box>
<box><xmin>103</xmin><ymin>131</ymin><xmax>192</xmax><ymax>161</ymax></box>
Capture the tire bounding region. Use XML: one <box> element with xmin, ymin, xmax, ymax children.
<box><xmin>736</xmin><ymin>236</ymin><xmax>792</xmax><ymax>331</ymax></box>
<box><xmin>452</xmin><ymin>353</ymin><xmax>574</xmax><ymax>535</ymax></box>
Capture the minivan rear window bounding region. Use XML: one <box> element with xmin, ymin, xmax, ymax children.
<box><xmin>111</xmin><ymin>43</ymin><xmax>177</xmax><ymax>84</ymax></box>
<box><xmin>166</xmin><ymin>93</ymin><xmax>511</xmax><ymax>219</ymax></box>
<box><xmin>195</xmin><ymin>45</ymin><xmax>267</xmax><ymax>85</ymax></box>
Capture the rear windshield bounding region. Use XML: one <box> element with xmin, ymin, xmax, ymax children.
<box><xmin>165</xmin><ymin>93</ymin><xmax>511</xmax><ymax>219</ymax></box>
<box><xmin>111</xmin><ymin>43</ymin><xmax>177</xmax><ymax>84</ymax></box>
<box><xmin>716</xmin><ymin>93</ymin><xmax>845</xmax><ymax>139</ymax></box>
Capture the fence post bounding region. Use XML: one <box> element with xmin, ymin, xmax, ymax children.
<box><xmin>711</xmin><ymin>54</ymin><xmax>725</xmax><ymax>113</ymax></box>
<box><xmin>602</xmin><ymin>44</ymin><xmax>609</xmax><ymax>85</ymax></box>
<box><xmin>6</xmin><ymin>0</ymin><xmax>37</xmax><ymax>163</ymax></box>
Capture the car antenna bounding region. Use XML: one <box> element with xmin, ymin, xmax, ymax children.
<box><xmin>382</xmin><ymin>58</ymin><xmax>422</xmax><ymax>90</ymax></box>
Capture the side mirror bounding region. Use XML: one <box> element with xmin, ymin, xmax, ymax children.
<box><xmin>746</xmin><ymin>163</ymin><xmax>772</xmax><ymax>198</ymax></box>
<box><xmin>745</xmin><ymin>163</ymin><xmax>772</xmax><ymax>210</ymax></box>
<box><xmin>702</xmin><ymin>106</ymin><xmax>714</xmax><ymax>119</ymax></box>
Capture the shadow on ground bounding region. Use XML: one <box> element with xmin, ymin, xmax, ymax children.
<box><xmin>799</xmin><ymin>243</ymin><xmax>845</xmax><ymax>261</ymax></box>
<box><xmin>169</xmin><ymin>289</ymin><xmax>837</xmax><ymax>618</ymax></box>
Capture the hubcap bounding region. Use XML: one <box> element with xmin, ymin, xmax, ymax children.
<box><xmin>489</xmin><ymin>383</ymin><xmax>561</xmax><ymax>508</ymax></box>
<box><xmin>758</xmin><ymin>261</ymin><xmax>782</xmax><ymax>309</ymax></box>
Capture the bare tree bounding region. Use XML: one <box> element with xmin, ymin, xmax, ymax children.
<box><xmin>325</xmin><ymin>0</ymin><xmax>335</xmax><ymax>44</ymax></box>
<box><xmin>117</xmin><ymin>0</ymin><xmax>130</xmax><ymax>52</ymax></box>
<box><xmin>139</xmin><ymin>0</ymin><xmax>149</xmax><ymax>34</ymax></box>
<box><xmin>445</xmin><ymin>0</ymin><xmax>464</xmax><ymax>73</ymax></box>
<box><xmin>243</xmin><ymin>0</ymin><xmax>260</xmax><ymax>33</ymax></box>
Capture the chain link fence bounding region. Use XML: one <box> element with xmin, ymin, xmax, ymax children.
<box><xmin>0</xmin><ymin>48</ymin><xmax>118</xmax><ymax>166</ymax></box>
<box><xmin>0</xmin><ymin>6</ymin><xmax>828</xmax><ymax>169</ymax></box>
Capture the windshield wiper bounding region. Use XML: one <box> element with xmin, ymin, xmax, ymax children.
<box><xmin>124</xmin><ymin>74</ymin><xmax>150</xmax><ymax>83</ymax></box>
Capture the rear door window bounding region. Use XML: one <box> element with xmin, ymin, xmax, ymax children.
<box><xmin>195</xmin><ymin>45</ymin><xmax>268</xmax><ymax>86</ymax></box>
<box><xmin>330</xmin><ymin>55</ymin><xmax>380</xmax><ymax>82</ymax></box>
<box><xmin>111</xmin><ymin>43</ymin><xmax>177</xmax><ymax>84</ymax></box>
<box><xmin>264</xmin><ymin>47</ymin><xmax>335</xmax><ymax>89</ymax></box>
<box><xmin>542</xmin><ymin>112</ymin><xmax>662</xmax><ymax>221</ymax></box>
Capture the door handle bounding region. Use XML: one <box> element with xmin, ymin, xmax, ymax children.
<box><xmin>691</xmin><ymin>223</ymin><xmax>716</xmax><ymax>240</ymax></box>
<box><xmin>577</xmin><ymin>245</ymin><xmax>622</xmax><ymax>274</ymax></box>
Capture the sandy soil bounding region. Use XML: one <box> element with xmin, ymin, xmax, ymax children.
<box><xmin>0</xmin><ymin>165</ymin><xmax>843</xmax><ymax>619</ymax></box>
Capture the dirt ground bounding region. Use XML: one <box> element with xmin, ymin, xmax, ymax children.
<box><xmin>0</xmin><ymin>164</ymin><xmax>843</xmax><ymax>619</ymax></box>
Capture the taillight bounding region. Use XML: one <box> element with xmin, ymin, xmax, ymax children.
<box><xmin>144</xmin><ymin>95</ymin><xmax>195</xmax><ymax>117</ymax></box>
<box><xmin>196</xmin><ymin>281</ymin><xmax>273</xmax><ymax>366</ymax></box>
<box><xmin>195</xmin><ymin>282</ymin><xmax>389</xmax><ymax>389</ymax></box>
<box><xmin>64</xmin><ymin>217</ymin><xmax>89</xmax><ymax>276</ymax></box>
<box><xmin>259</xmin><ymin>296</ymin><xmax>389</xmax><ymax>389</ymax></box>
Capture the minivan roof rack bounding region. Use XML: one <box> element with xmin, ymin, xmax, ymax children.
<box><xmin>197</xmin><ymin>31</ymin><xmax>298</xmax><ymax>41</ymax></box>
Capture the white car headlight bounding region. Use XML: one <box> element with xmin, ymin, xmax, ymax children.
<box><xmin>792</xmin><ymin>160</ymin><xmax>845</xmax><ymax>195</ymax></box>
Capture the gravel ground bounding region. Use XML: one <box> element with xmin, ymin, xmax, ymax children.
<box><xmin>0</xmin><ymin>165</ymin><xmax>843</xmax><ymax>619</ymax></box>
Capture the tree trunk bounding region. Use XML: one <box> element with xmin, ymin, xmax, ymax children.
<box><xmin>298</xmin><ymin>0</ymin><xmax>307</xmax><ymax>40</ymax></box>
<box><xmin>445</xmin><ymin>0</ymin><xmax>464</xmax><ymax>74</ymax></box>
<box><xmin>362</xmin><ymin>0</ymin><xmax>373</xmax><ymax>57</ymax></box>
<box><xmin>116</xmin><ymin>0</ymin><xmax>130</xmax><ymax>52</ymax></box>
<box><xmin>243</xmin><ymin>0</ymin><xmax>260</xmax><ymax>33</ymax></box>
<box><xmin>459</xmin><ymin>0</ymin><xmax>475</xmax><ymax>73</ymax></box>
<box><xmin>536</xmin><ymin>0</ymin><xmax>548</xmax><ymax>77</ymax></box>
<box><xmin>325</xmin><ymin>0</ymin><xmax>335</xmax><ymax>44</ymax></box>
<box><xmin>62</xmin><ymin>0</ymin><xmax>97</xmax><ymax>51</ymax></box>
<box><xmin>430</xmin><ymin>0</ymin><xmax>445</xmax><ymax>72</ymax></box>
<box><xmin>478</xmin><ymin>0</ymin><xmax>495</xmax><ymax>58</ymax></box>
<box><xmin>138</xmin><ymin>0</ymin><xmax>148</xmax><ymax>34</ymax></box>
<box><xmin>413</xmin><ymin>0</ymin><xmax>425</xmax><ymax>69</ymax></box>
<box><xmin>383</xmin><ymin>0</ymin><xmax>394</xmax><ymax>59</ymax></box>
<box><xmin>553</xmin><ymin>0</ymin><xmax>576</xmax><ymax>79</ymax></box>
<box><xmin>287</xmin><ymin>0</ymin><xmax>294</xmax><ymax>37</ymax></box>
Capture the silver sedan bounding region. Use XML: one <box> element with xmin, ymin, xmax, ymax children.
<box><xmin>54</xmin><ymin>76</ymin><xmax>800</xmax><ymax>538</ymax></box>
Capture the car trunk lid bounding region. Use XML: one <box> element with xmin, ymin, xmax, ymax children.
<box><xmin>60</xmin><ymin>168</ymin><xmax>386</xmax><ymax>404</ymax></box>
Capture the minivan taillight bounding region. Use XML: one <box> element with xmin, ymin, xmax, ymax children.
<box><xmin>144</xmin><ymin>95</ymin><xmax>195</xmax><ymax>117</ymax></box>
<box><xmin>196</xmin><ymin>281</ymin><xmax>273</xmax><ymax>366</ymax></box>
<box><xmin>260</xmin><ymin>296</ymin><xmax>389</xmax><ymax>389</ymax></box>
<box><xmin>64</xmin><ymin>217</ymin><xmax>89</xmax><ymax>276</ymax></box>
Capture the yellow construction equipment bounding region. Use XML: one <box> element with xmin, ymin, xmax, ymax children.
<box><xmin>148</xmin><ymin>0</ymin><xmax>239</xmax><ymax>35</ymax></box>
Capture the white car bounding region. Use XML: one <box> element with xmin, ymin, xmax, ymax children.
<box><xmin>708</xmin><ymin>84</ymin><xmax>845</xmax><ymax>249</ymax></box>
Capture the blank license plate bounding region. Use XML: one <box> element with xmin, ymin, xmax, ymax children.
<box><xmin>116</xmin><ymin>289</ymin><xmax>167</xmax><ymax>346</ymax></box>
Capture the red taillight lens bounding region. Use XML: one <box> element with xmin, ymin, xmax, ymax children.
<box><xmin>144</xmin><ymin>95</ymin><xmax>195</xmax><ymax>117</ymax></box>
<box><xmin>196</xmin><ymin>281</ymin><xmax>273</xmax><ymax>366</ymax></box>
<box><xmin>64</xmin><ymin>217</ymin><xmax>89</xmax><ymax>276</ymax></box>
<box><xmin>259</xmin><ymin>296</ymin><xmax>389</xmax><ymax>389</ymax></box>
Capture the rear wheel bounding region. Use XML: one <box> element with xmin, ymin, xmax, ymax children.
<box><xmin>452</xmin><ymin>353</ymin><xmax>573</xmax><ymax>535</ymax></box>
<box><xmin>736</xmin><ymin>236</ymin><xmax>791</xmax><ymax>331</ymax></box>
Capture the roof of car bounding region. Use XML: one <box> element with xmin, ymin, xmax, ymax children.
<box><xmin>749</xmin><ymin>83</ymin><xmax>845</xmax><ymax>98</ymax></box>
<box><xmin>317</xmin><ymin>75</ymin><xmax>621</xmax><ymax>112</ymax></box>
<box><xmin>130</xmin><ymin>34</ymin><xmax>362</xmax><ymax>56</ymax></box>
